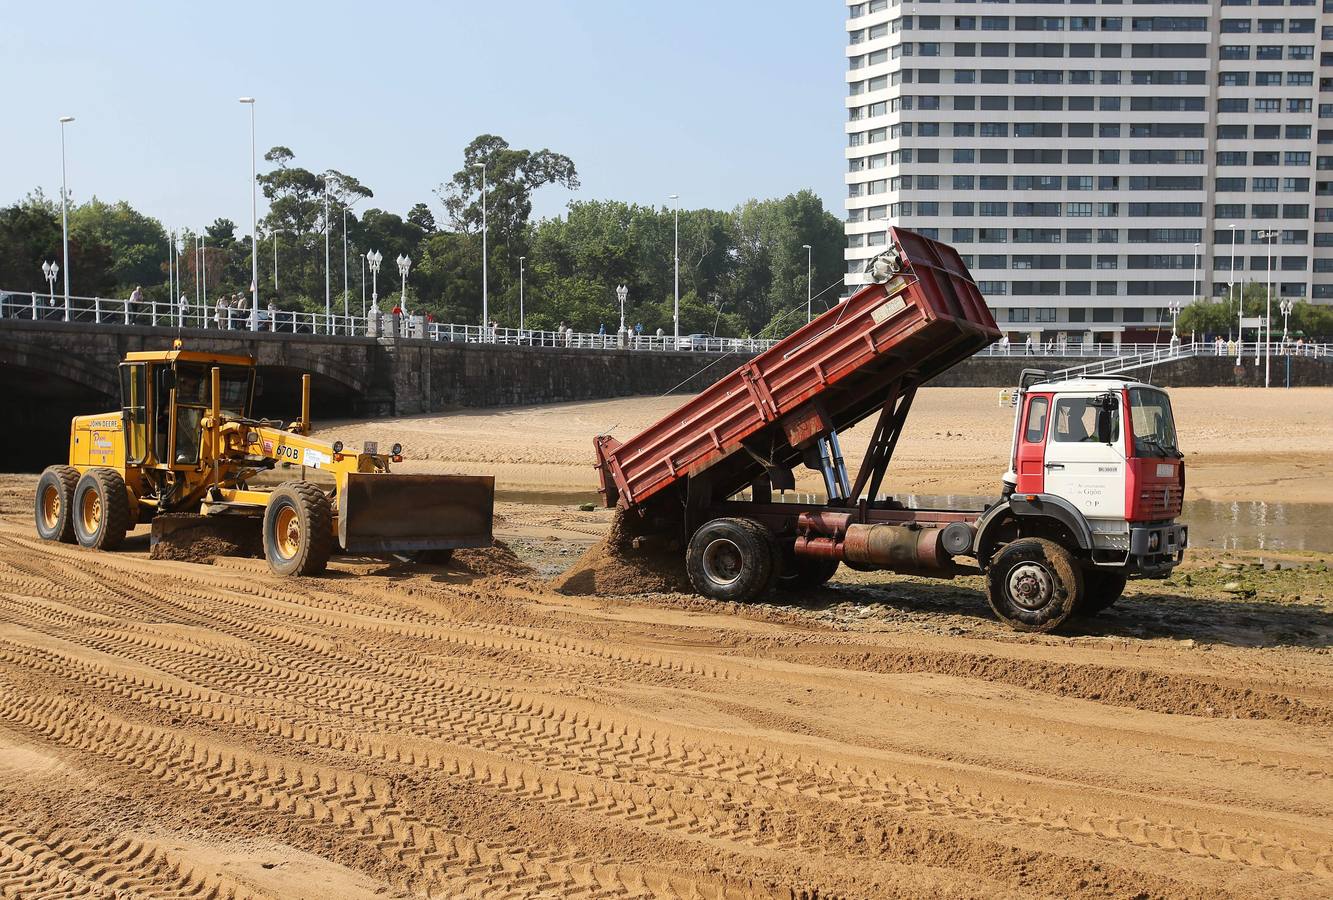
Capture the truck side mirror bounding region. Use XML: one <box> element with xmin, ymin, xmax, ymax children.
<box><xmin>1094</xmin><ymin>393</ymin><xmax>1118</xmax><ymax>444</ymax></box>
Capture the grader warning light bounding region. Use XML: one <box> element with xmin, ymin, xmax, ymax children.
<box><xmin>34</xmin><ymin>346</ymin><xmax>494</xmax><ymax>576</ymax></box>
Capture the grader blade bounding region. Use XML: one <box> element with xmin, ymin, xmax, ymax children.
<box><xmin>149</xmin><ymin>513</ymin><xmax>262</xmax><ymax>562</ymax></box>
<box><xmin>338</xmin><ymin>473</ymin><xmax>494</xmax><ymax>554</ymax></box>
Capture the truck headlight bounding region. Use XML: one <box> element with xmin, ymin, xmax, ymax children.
<box><xmin>1148</xmin><ymin>532</ymin><xmax>1161</xmax><ymax>552</ymax></box>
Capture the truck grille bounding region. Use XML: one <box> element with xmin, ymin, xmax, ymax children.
<box><xmin>1137</xmin><ymin>484</ymin><xmax>1182</xmax><ymax>520</ymax></box>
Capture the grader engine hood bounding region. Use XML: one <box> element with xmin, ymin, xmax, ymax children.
<box><xmin>337</xmin><ymin>473</ymin><xmax>495</xmax><ymax>553</ymax></box>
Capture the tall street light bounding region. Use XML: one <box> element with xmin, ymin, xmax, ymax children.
<box><xmin>1230</xmin><ymin>224</ymin><xmax>1241</xmax><ymax>365</ymax></box>
<box><xmin>341</xmin><ymin>200</ymin><xmax>361</xmax><ymax>330</ymax></box>
<box><xmin>802</xmin><ymin>243</ymin><xmax>813</xmax><ymax>324</ymax></box>
<box><xmin>669</xmin><ymin>194</ymin><xmax>680</xmax><ymax>344</ymax></box>
<box><xmin>519</xmin><ymin>256</ymin><xmax>526</xmax><ymax>332</ymax></box>
<box><xmin>1260</xmin><ymin>229</ymin><xmax>1279</xmax><ymax>382</ymax></box>
<box><xmin>239</xmin><ymin>97</ymin><xmax>259</xmax><ymax>330</ymax></box>
<box><xmin>323</xmin><ymin>183</ymin><xmax>331</xmax><ymax>332</ymax></box>
<box><xmin>1191</xmin><ymin>241</ymin><xmax>1199</xmax><ymax>302</ymax></box>
<box><xmin>473</xmin><ymin>163</ymin><xmax>488</xmax><ymax>332</ymax></box>
<box><xmin>616</xmin><ymin>283</ymin><xmax>628</xmax><ymax>332</ymax></box>
<box><xmin>58</xmin><ymin>116</ymin><xmax>74</xmax><ymax>320</ymax></box>
<box><xmin>366</xmin><ymin>250</ymin><xmax>383</xmax><ymax>313</ymax></box>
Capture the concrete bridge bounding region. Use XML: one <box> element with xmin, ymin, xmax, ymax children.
<box><xmin>3</xmin><ymin>318</ymin><xmax>1329</xmax><ymax>470</ymax></box>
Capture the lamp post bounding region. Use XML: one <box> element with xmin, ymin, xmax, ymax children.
<box><xmin>1280</xmin><ymin>297</ymin><xmax>1293</xmax><ymax>341</ymax></box>
<box><xmin>616</xmin><ymin>284</ymin><xmax>628</xmax><ymax>332</ymax></box>
<box><xmin>1230</xmin><ymin>224</ymin><xmax>1241</xmax><ymax>365</ymax></box>
<box><xmin>396</xmin><ymin>254</ymin><xmax>411</xmax><ymax>313</ymax></box>
<box><xmin>802</xmin><ymin>243</ymin><xmax>813</xmax><ymax>324</ymax></box>
<box><xmin>1166</xmin><ymin>300</ymin><xmax>1182</xmax><ymax>341</ymax></box>
<box><xmin>323</xmin><ymin>183</ymin><xmax>331</xmax><ymax>332</ymax></box>
<box><xmin>519</xmin><ymin>256</ymin><xmax>526</xmax><ymax>332</ymax></box>
<box><xmin>58</xmin><ymin>116</ymin><xmax>74</xmax><ymax>320</ymax></box>
<box><xmin>366</xmin><ymin>250</ymin><xmax>383</xmax><ymax>314</ymax></box>
<box><xmin>341</xmin><ymin>201</ymin><xmax>360</xmax><ymax>331</ymax></box>
<box><xmin>472</xmin><ymin>163</ymin><xmax>489</xmax><ymax>335</ymax></box>
<box><xmin>669</xmin><ymin>193</ymin><xmax>680</xmax><ymax>345</ymax></box>
<box><xmin>238</xmin><ymin>97</ymin><xmax>259</xmax><ymax>331</ymax></box>
<box><xmin>1259</xmin><ymin>229</ymin><xmax>1279</xmax><ymax>382</ymax></box>
<box><xmin>1191</xmin><ymin>240</ymin><xmax>1199</xmax><ymax>302</ymax></box>
<box><xmin>271</xmin><ymin>228</ymin><xmax>281</xmax><ymax>291</ymax></box>
<box><xmin>41</xmin><ymin>261</ymin><xmax>58</xmax><ymax>315</ymax></box>
<box><xmin>165</xmin><ymin>232</ymin><xmax>173</xmax><ymax>318</ymax></box>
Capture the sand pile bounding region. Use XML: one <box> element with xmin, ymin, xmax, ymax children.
<box><xmin>450</xmin><ymin>540</ymin><xmax>535</xmax><ymax>577</ymax></box>
<box><xmin>550</xmin><ymin>509</ymin><xmax>690</xmax><ymax>595</ymax></box>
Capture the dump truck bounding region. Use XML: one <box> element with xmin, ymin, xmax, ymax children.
<box><xmin>34</xmin><ymin>344</ymin><xmax>494</xmax><ymax>575</ymax></box>
<box><xmin>594</xmin><ymin>228</ymin><xmax>1186</xmax><ymax>631</ymax></box>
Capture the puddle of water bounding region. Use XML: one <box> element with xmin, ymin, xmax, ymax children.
<box><xmin>496</xmin><ymin>489</ymin><xmax>1333</xmax><ymax>554</ymax></box>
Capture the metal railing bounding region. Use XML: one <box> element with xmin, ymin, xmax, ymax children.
<box><xmin>1052</xmin><ymin>339</ymin><xmax>1333</xmax><ymax>380</ymax></box>
<box><xmin>5</xmin><ymin>289</ymin><xmax>1331</xmax><ymax>360</ymax></box>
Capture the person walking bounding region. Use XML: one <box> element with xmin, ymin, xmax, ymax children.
<box><xmin>128</xmin><ymin>285</ymin><xmax>144</xmax><ymax>324</ymax></box>
<box><xmin>1024</xmin><ymin>334</ymin><xmax>1034</xmax><ymax>356</ymax></box>
<box><xmin>179</xmin><ymin>293</ymin><xmax>189</xmax><ymax>328</ymax></box>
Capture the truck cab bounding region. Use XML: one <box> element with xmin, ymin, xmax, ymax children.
<box><xmin>1001</xmin><ymin>373</ymin><xmax>1187</xmax><ymax>576</ymax></box>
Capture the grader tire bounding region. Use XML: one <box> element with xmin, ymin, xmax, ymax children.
<box><xmin>35</xmin><ymin>465</ymin><xmax>80</xmax><ymax>544</ymax></box>
<box><xmin>263</xmin><ymin>483</ymin><xmax>333</xmax><ymax>577</ymax></box>
<box><xmin>72</xmin><ymin>469</ymin><xmax>132</xmax><ymax>552</ymax></box>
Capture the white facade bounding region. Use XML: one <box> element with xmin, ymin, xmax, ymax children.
<box><xmin>844</xmin><ymin>0</ymin><xmax>1333</xmax><ymax>341</ymax></box>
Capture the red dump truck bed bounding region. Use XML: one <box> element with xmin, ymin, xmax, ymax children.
<box><xmin>595</xmin><ymin>228</ymin><xmax>1001</xmax><ymax>512</ymax></box>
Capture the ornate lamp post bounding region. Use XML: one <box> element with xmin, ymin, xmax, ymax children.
<box><xmin>1280</xmin><ymin>298</ymin><xmax>1294</xmax><ymax>341</ymax></box>
<box><xmin>616</xmin><ymin>284</ymin><xmax>628</xmax><ymax>332</ymax></box>
<box><xmin>1166</xmin><ymin>300</ymin><xmax>1183</xmax><ymax>341</ymax></box>
<box><xmin>366</xmin><ymin>250</ymin><xmax>383</xmax><ymax>312</ymax></box>
<box><xmin>396</xmin><ymin>254</ymin><xmax>411</xmax><ymax>313</ymax></box>
<box><xmin>41</xmin><ymin>261</ymin><xmax>58</xmax><ymax>316</ymax></box>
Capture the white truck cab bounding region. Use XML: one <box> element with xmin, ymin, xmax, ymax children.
<box><xmin>973</xmin><ymin>371</ymin><xmax>1188</xmax><ymax>629</ymax></box>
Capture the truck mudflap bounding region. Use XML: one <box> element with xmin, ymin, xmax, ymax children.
<box><xmin>337</xmin><ymin>473</ymin><xmax>494</xmax><ymax>554</ymax></box>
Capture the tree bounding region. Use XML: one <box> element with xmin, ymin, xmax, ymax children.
<box><xmin>0</xmin><ymin>192</ymin><xmax>62</xmax><ymax>293</ymax></box>
<box><xmin>437</xmin><ymin>135</ymin><xmax>579</xmax><ymax>299</ymax></box>
<box><xmin>68</xmin><ymin>197</ymin><xmax>168</xmax><ymax>296</ymax></box>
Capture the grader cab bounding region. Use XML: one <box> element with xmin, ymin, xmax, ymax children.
<box><xmin>35</xmin><ymin>346</ymin><xmax>494</xmax><ymax>576</ymax></box>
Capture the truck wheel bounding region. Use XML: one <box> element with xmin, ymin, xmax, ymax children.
<box><xmin>35</xmin><ymin>465</ymin><xmax>80</xmax><ymax>543</ymax></box>
<box><xmin>986</xmin><ymin>538</ymin><xmax>1083</xmax><ymax>633</ymax></box>
<box><xmin>686</xmin><ymin>518</ymin><xmax>777</xmax><ymax>603</ymax></box>
<box><xmin>263</xmin><ymin>483</ymin><xmax>333</xmax><ymax>577</ymax></box>
<box><xmin>72</xmin><ymin>468</ymin><xmax>132</xmax><ymax>551</ymax></box>
<box><xmin>777</xmin><ymin>550</ymin><xmax>839</xmax><ymax>591</ymax></box>
<box><xmin>1079</xmin><ymin>570</ymin><xmax>1128</xmax><ymax>616</ymax></box>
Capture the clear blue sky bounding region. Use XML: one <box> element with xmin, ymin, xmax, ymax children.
<box><xmin>3</xmin><ymin>1</ymin><xmax>847</xmax><ymax>231</ymax></box>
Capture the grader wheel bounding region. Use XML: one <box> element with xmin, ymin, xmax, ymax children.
<box><xmin>71</xmin><ymin>469</ymin><xmax>132</xmax><ymax>552</ymax></box>
<box><xmin>34</xmin><ymin>465</ymin><xmax>80</xmax><ymax>544</ymax></box>
<box><xmin>262</xmin><ymin>483</ymin><xmax>333</xmax><ymax>577</ymax></box>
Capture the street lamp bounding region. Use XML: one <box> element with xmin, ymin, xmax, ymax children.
<box><xmin>396</xmin><ymin>254</ymin><xmax>411</xmax><ymax>313</ymax></box>
<box><xmin>323</xmin><ymin>181</ymin><xmax>331</xmax><ymax>332</ymax></box>
<box><xmin>669</xmin><ymin>193</ymin><xmax>680</xmax><ymax>345</ymax></box>
<box><xmin>802</xmin><ymin>243</ymin><xmax>813</xmax><ymax>324</ymax></box>
<box><xmin>270</xmin><ymin>227</ymin><xmax>283</xmax><ymax>291</ymax></box>
<box><xmin>616</xmin><ymin>284</ymin><xmax>628</xmax><ymax>332</ymax></box>
<box><xmin>366</xmin><ymin>250</ymin><xmax>383</xmax><ymax>313</ymax></box>
<box><xmin>519</xmin><ymin>256</ymin><xmax>526</xmax><ymax>332</ymax></box>
<box><xmin>1230</xmin><ymin>224</ymin><xmax>1241</xmax><ymax>365</ymax></box>
<box><xmin>341</xmin><ymin>200</ymin><xmax>361</xmax><ymax>331</ymax></box>
<box><xmin>1166</xmin><ymin>300</ymin><xmax>1183</xmax><ymax>341</ymax></box>
<box><xmin>239</xmin><ymin>97</ymin><xmax>259</xmax><ymax>331</ymax></box>
<box><xmin>1191</xmin><ymin>241</ymin><xmax>1199</xmax><ymax>302</ymax></box>
<box><xmin>473</xmin><ymin>163</ymin><xmax>488</xmax><ymax>332</ymax></box>
<box><xmin>41</xmin><ymin>261</ymin><xmax>58</xmax><ymax>313</ymax></box>
<box><xmin>1280</xmin><ymin>298</ymin><xmax>1294</xmax><ymax>342</ymax></box>
<box><xmin>58</xmin><ymin>116</ymin><xmax>74</xmax><ymax>320</ymax></box>
<box><xmin>1259</xmin><ymin>229</ymin><xmax>1279</xmax><ymax>383</ymax></box>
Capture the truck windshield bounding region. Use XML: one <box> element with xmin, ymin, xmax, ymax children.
<box><xmin>1128</xmin><ymin>388</ymin><xmax>1179</xmax><ymax>457</ymax></box>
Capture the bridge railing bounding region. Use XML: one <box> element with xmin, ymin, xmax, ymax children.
<box><xmin>0</xmin><ymin>291</ymin><xmax>366</xmax><ymax>335</ymax></box>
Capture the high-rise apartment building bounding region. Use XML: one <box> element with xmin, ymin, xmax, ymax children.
<box><xmin>844</xmin><ymin>0</ymin><xmax>1333</xmax><ymax>344</ymax></box>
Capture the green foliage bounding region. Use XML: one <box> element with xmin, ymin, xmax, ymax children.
<box><xmin>0</xmin><ymin>192</ymin><xmax>62</xmax><ymax>293</ymax></box>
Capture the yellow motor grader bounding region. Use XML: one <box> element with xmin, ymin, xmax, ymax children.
<box><xmin>34</xmin><ymin>344</ymin><xmax>494</xmax><ymax>576</ymax></box>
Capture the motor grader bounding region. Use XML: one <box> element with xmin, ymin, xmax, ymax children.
<box><xmin>34</xmin><ymin>344</ymin><xmax>494</xmax><ymax>576</ymax></box>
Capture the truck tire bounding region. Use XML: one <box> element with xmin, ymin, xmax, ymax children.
<box><xmin>986</xmin><ymin>538</ymin><xmax>1083</xmax><ymax>633</ymax></box>
<box><xmin>777</xmin><ymin>549</ymin><xmax>840</xmax><ymax>591</ymax></box>
<box><xmin>263</xmin><ymin>483</ymin><xmax>333</xmax><ymax>577</ymax></box>
<box><xmin>686</xmin><ymin>517</ymin><xmax>777</xmax><ymax>603</ymax></box>
<box><xmin>72</xmin><ymin>468</ymin><xmax>132</xmax><ymax>552</ymax></box>
<box><xmin>35</xmin><ymin>465</ymin><xmax>80</xmax><ymax>543</ymax></box>
<box><xmin>1079</xmin><ymin>570</ymin><xmax>1128</xmax><ymax>616</ymax></box>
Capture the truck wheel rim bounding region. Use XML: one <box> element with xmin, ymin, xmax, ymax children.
<box><xmin>702</xmin><ymin>538</ymin><xmax>744</xmax><ymax>586</ymax></box>
<box><xmin>80</xmin><ymin>491</ymin><xmax>102</xmax><ymax>534</ymax></box>
<box><xmin>1007</xmin><ymin>562</ymin><xmax>1054</xmax><ymax>610</ymax></box>
<box><xmin>275</xmin><ymin>506</ymin><xmax>301</xmax><ymax>559</ymax></box>
<box><xmin>41</xmin><ymin>485</ymin><xmax>60</xmax><ymax>530</ymax></box>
